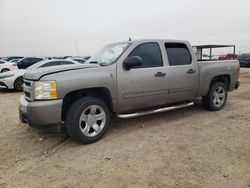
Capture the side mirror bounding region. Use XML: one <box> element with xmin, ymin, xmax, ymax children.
<box><xmin>123</xmin><ymin>56</ymin><xmax>143</xmax><ymax>70</ymax></box>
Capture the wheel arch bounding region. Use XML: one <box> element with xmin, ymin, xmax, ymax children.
<box><xmin>210</xmin><ymin>75</ymin><xmax>231</xmax><ymax>90</ymax></box>
<box><xmin>1</xmin><ymin>68</ymin><xmax>10</xmax><ymax>73</ymax></box>
<box><xmin>62</xmin><ymin>87</ymin><xmax>113</xmax><ymax>121</ymax></box>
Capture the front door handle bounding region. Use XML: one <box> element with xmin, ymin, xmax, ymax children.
<box><xmin>187</xmin><ymin>69</ymin><xmax>196</xmax><ymax>74</ymax></box>
<box><xmin>154</xmin><ymin>72</ymin><xmax>166</xmax><ymax>77</ymax></box>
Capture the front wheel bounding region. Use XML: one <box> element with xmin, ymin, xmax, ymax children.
<box><xmin>202</xmin><ymin>82</ymin><xmax>228</xmax><ymax>111</ymax></box>
<box><xmin>14</xmin><ymin>77</ymin><xmax>24</xmax><ymax>92</ymax></box>
<box><xmin>65</xmin><ymin>97</ymin><xmax>111</xmax><ymax>144</ymax></box>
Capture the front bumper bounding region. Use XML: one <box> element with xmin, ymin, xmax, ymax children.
<box><xmin>19</xmin><ymin>95</ymin><xmax>63</xmax><ymax>129</ymax></box>
<box><xmin>0</xmin><ymin>81</ymin><xmax>8</xmax><ymax>89</ymax></box>
<box><xmin>0</xmin><ymin>77</ymin><xmax>15</xmax><ymax>89</ymax></box>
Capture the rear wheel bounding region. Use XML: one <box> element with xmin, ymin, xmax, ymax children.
<box><xmin>202</xmin><ymin>82</ymin><xmax>228</xmax><ymax>111</ymax></box>
<box><xmin>14</xmin><ymin>77</ymin><xmax>24</xmax><ymax>91</ymax></box>
<box><xmin>65</xmin><ymin>97</ymin><xmax>111</xmax><ymax>144</ymax></box>
<box><xmin>1</xmin><ymin>68</ymin><xmax>10</xmax><ymax>73</ymax></box>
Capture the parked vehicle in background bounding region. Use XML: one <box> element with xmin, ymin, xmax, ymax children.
<box><xmin>19</xmin><ymin>39</ymin><xmax>241</xmax><ymax>144</ymax></box>
<box><xmin>218</xmin><ymin>54</ymin><xmax>238</xmax><ymax>60</ymax></box>
<box><xmin>17</xmin><ymin>57</ymin><xmax>44</xmax><ymax>69</ymax></box>
<box><xmin>238</xmin><ymin>53</ymin><xmax>250</xmax><ymax>67</ymax></box>
<box><xmin>227</xmin><ymin>54</ymin><xmax>238</xmax><ymax>59</ymax></box>
<box><xmin>9</xmin><ymin>58</ymin><xmax>23</xmax><ymax>63</ymax></box>
<box><xmin>218</xmin><ymin>56</ymin><xmax>227</xmax><ymax>60</ymax></box>
<box><xmin>62</xmin><ymin>56</ymin><xmax>72</xmax><ymax>59</ymax></box>
<box><xmin>0</xmin><ymin>60</ymin><xmax>18</xmax><ymax>73</ymax></box>
<box><xmin>66</xmin><ymin>57</ymin><xmax>87</xmax><ymax>64</ymax></box>
<box><xmin>201</xmin><ymin>54</ymin><xmax>217</xmax><ymax>60</ymax></box>
<box><xmin>84</xmin><ymin>56</ymin><xmax>91</xmax><ymax>60</ymax></box>
<box><xmin>72</xmin><ymin>58</ymin><xmax>86</xmax><ymax>64</ymax></box>
<box><xmin>4</xmin><ymin>56</ymin><xmax>23</xmax><ymax>62</ymax></box>
<box><xmin>0</xmin><ymin>60</ymin><xmax>80</xmax><ymax>91</ymax></box>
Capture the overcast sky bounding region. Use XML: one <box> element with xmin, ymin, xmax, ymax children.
<box><xmin>0</xmin><ymin>0</ymin><xmax>250</xmax><ymax>57</ymax></box>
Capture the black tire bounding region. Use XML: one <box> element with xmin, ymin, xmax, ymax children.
<box><xmin>14</xmin><ymin>77</ymin><xmax>24</xmax><ymax>92</ymax></box>
<box><xmin>65</xmin><ymin>97</ymin><xmax>111</xmax><ymax>144</ymax></box>
<box><xmin>202</xmin><ymin>82</ymin><xmax>228</xmax><ymax>111</ymax></box>
<box><xmin>1</xmin><ymin>68</ymin><xmax>10</xmax><ymax>73</ymax></box>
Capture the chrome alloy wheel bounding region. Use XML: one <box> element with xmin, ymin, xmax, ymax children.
<box><xmin>212</xmin><ymin>86</ymin><xmax>226</xmax><ymax>108</ymax></box>
<box><xmin>79</xmin><ymin>105</ymin><xmax>106</xmax><ymax>137</ymax></box>
<box><xmin>17</xmin><ymin>79</ymin><xmax>23</xmax><ymax>91</ymax></box>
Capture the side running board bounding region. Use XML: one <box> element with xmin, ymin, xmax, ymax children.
<box><xmin>117</xmin><ymin>101</ymin><xmax>194</xmax><ymax>119</ymax></box>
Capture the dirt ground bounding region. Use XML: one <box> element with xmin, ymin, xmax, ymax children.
<box><xmin>0</xmin><ymin>69</ymin><xmax>249</xmax><ymax>188</ymax></box>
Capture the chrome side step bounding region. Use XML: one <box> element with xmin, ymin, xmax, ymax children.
<box><xmin>117</xmin><ymin>101</ymin><xmax>194</xmax><ymax>119</ymax></box>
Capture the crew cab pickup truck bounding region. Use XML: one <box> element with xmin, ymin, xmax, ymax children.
<box><xmin>19</xmin><ymin>39</ymin><xmax>240</xmax><ymax>144</ymax></box>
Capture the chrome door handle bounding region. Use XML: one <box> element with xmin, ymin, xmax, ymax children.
<box><xmin>154</xmin><ymin>72</ymin><xmax>166</xmax><ymax>77</ymax></box>
<box><xmin>187</xmin><ymin>69</ymin><xmax>196</xmax><ymax>74</ymax></box>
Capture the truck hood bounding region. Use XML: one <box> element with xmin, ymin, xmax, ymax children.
<box><xmin>24</xmin><ymin>64</ymin><xmax>100</xmax><ymax>80</ymax></box>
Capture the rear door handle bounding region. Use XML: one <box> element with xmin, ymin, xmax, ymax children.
<box><xmin>154</xmin><ymin>72</ymin><xmax>166</xmax><ymax>77</ymax></box>
<box><xmin>187</xmin><ymin>69</ymin><xmax>196</xmax><ymax>74</ymax></box>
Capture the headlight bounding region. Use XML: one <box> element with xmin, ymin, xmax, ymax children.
<box><xmin>0</xmin><ymin>74</ymin><xmax>14</xmax><ymax>79</ymax></box>
<box><xmin>34</xmin><ymin>81</ymin><xmax>58</xmax><ymax>100</ymax></box>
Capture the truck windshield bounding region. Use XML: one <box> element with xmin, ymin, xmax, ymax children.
<box><xmin>87</xmin><ymin>42</ymin><xmax>130</xmax><ymax>66</ymax></box>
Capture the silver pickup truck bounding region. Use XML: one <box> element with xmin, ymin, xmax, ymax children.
<box><xmin>19</xmin><ymin>39</ymin><xmax>240</xmax><ymax>143</ymax></box>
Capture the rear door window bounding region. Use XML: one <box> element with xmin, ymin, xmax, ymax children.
<box><xmin>165</xmin><ymin>43</ymin><xmax>192</xmax><ymax>66</ymax></box>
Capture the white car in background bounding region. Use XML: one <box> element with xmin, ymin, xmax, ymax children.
<box><xmin>9</xmin><ymin>58</ymin><xmax>23</xmax><ymax>63</ymax></box>
<box><xmin>0</xmin><ymin>60</ymin><xmax>18</xmax><ymax>73</ymax></box>
<box><xmin>72</xmin><ymin>58</ymin><xmax>86</xmax><ymax>64</ymax></box>
<box><xmin>66</xmin><ymin>57</ymin><xmax>87</xmax><ymax>64</ymax></box>
<box><xmin>0</xmin><ymin>59</ymin><xmax>80</xmax><ymax>91</ymax></box>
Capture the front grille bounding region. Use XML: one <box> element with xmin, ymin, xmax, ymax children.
<box><xmin>23</xmin><ymin>79</ymin><xmax>33</xmax><ymax>101</ymax></box>
<box><xmin>24</xmin><ymin>81</ymin><xmax>31</xmax><ymax>87</ymax></box>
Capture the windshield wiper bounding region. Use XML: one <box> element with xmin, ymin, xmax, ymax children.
<box><xmin>88</xmin><ymin>61</ymin><xmax>105</xmax><ymax>66</ymax></box>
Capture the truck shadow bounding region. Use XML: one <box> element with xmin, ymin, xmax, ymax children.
<box><xmin>23</xmin><ymin>99</ymin><xmax>207</xmax><ymax>148</ymax></box>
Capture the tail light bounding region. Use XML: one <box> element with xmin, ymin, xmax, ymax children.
<box><xmin>247</xmin><ymin>58</ymin><xmax>250</xmax><ymax>62</ymax></box>
<box><xmin>236</xmin><ymin>66</ymin><xmax>240</xmax><ymax>79</ymax></box>
<box><xmin>12</xmin><ymin>63</ymin><xmax>17</xmax><ymax>66</ymax></box>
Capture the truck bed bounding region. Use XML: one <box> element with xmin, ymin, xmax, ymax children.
<box><xmin>197</xmin><ymin>60</ymin><xmax>239</xmax><ymax>97</ymax></box>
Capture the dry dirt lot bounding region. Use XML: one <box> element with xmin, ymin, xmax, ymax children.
<box><xmin>0</xmin><ymin>69</ymin><xmax>249</xmax><ymax>188</ymax></box>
